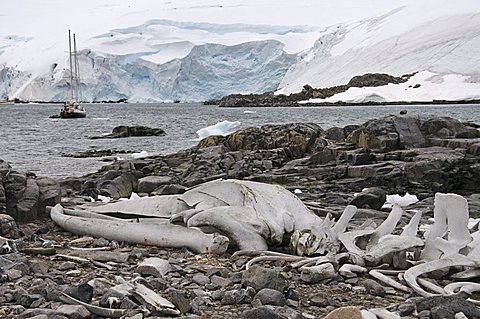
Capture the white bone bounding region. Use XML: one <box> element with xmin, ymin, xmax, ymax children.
<box><xmin>404</xmin><ymin>255</ymin><xmax>477</xmax><ymax>297</ymax></box>
<box><xmin>51</xmin><ymin>204</ymin><xmax>229</xmax><ymax>254</ymax></box>
<box><xmin>369</xmin><ymin>270</ymin><xmax>411</xmax><ymax>293</ymax></box>
<box><xmin>401</xmin><ymin>211</ymin><xmax>422</xmax><ymax>237</ymax></box>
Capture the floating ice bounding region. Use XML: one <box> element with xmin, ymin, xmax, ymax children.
<box><xmin>243</xmin><ymin>110</ymin><xmax>257</xmax><ymax>114</ymax></box>
<box><xmin>195</xmin><ymin>120</ymin><xmax>241</xmax><ymax>140</ymax></box>
<box><xmin>294</xmin><ymin>189</ymin><xmax>302</xmax><ymax>194</ymax></box>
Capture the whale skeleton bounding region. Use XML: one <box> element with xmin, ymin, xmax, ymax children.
<box><xmin>50</xmin><ymin>179</ymin><xmax>480</xmax><ymax>298</ymax></box>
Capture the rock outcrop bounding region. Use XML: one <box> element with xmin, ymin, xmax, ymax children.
<box><xmin>90</xmin><ymin>125</ymin><xmax>166</xmax><ymax>139</ymax></box>
<box><xmin>0</xmin><ymin>164</ymin><xmax>61</xmax><ymax>222</ymax></box>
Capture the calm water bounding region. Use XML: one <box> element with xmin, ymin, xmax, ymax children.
<box><xmin>0</xmin><ymin>102</ymin><xmax>479</xmax><ymax>178</ymax></box>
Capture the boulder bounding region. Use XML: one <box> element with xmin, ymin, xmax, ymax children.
<box><xmin>97</xmin><ymin>171</ymin><xmax>138</xmax><ymax>199</ymax></box>
<box><xmin>137</xmin><ymin>176</ymin><xmax>173</xmax><ymax>194</ymax></box>
<box><xmin>241</xmin><ymin>266</ymin><xmax>289</xmax><ymax>292</ymax></box>
<box><xmin>349</xmin><ymin>187</ymin><xmax>386</xmax><ymax>210</ymax></box>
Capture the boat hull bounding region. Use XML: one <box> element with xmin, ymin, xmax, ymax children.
<box><xmin>60</xmin><ymin>110</ymin><xmax>87</xmax><ymax>118</ymax></box>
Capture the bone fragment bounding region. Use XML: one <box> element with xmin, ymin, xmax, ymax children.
<box><xmin>331</xmin><ymin>205</ymin><xmax>357</xmax><ymax>234</ymax></box>
<box><xmin>245</xmin><ymin>255</ymin><xmax>305</xmax><ymax>270</ymax></box>
<box><xmin>444</xmin><ymin>282</ymin><xmax>480</xmax><ymax>295</ymax></box>
<box><xmin>361</xmin><ymin>309</ymin><xmax>378</xmax><ymax>319</ymax></box>
<box><xmin>364</xmin><ymin>235</ymin><xmax>424</xmax><ymax>265</ymax></box>
<box><xmin>368</xmin><ymin>204</ymin><xmax>404</xmax><ymax>248</ymax></box>
<box><xmin>51</xmin><ymin>204</ymin><xmax>229</xmax><ymax>254</ymax></box>
<box><xmin>60</xmin><ymin>292</ymin><xmax>128</xmax><ymax>318</ymax></box>
<box><xmin>185</xmin><ymin>206</ymin><xmax>269</xmax><ymax>251</ymax></box>
<box><xmin>56</xmin><ymin>254</ymin><xmax>115</xmax><ymax>270</ymax></box>
<box><xmin>434</xmin><ymin>193</ymin><xmax>471</xmax><ymax>257</ymax></box>
<box><xmin>300</xmin><ymin>263</ymin><xmax>336</xmax><ymax>283</ymax></box>
<box><xmin>368</xmin><ymin>308</ymin><xmax>401</xmax><ymax>319</ymax></box>
<box><xmin>369</xmin><ymin>270</ymin><xmax>411</xmax><ymax>293</ymax></box>
<box><xmin>404</xmin><ymin>255</ymin><xmax>478</xmax><ymax>297</ymax></box>
<box><xmin>338</xmin><ymin>229</ymin><xmax>375</xmax><ymax>257</ymax></box>
<box><xmin>416</xmin><ymin>278</ymin><xmax>445</xmax><ymax>295</ymax></box>
<box><xmin>339</xmin><ymin>264</ymin><xmax>367</xmax><ymax>278</ymax></box>
<box><xmin>450</xmin><ymin>268</ymin><xmax>480</xmax><ymax>279</ymax></box>
<box><xmin>136</xmin><ymin>257</ymin><xmax>172</xmax><ymax>277</ymax></box>
<box><xmin>401</xmin><ymin>211</ymin><xmax>422</xmax><ymax>237</ymax></box>
<box><xmin>90</xmin><ymin>194</ymin><xmax>187</xmax><ymax>218</ymax></box>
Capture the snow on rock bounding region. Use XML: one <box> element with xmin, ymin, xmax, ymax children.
<box><xmin>300</xmin><ymin>71</ymin><xmax>480</xmax><ymax>104</ymax></box>
<box><xmin>279</xmin><ymin>0</ymin><xmax>480</xmax><ymax>99</ymax></box>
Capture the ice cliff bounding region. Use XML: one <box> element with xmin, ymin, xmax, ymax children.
<box><xmin>1</xmin><ymin>0</ymin><xmax>480</xmax><ymax>103</ymax></box>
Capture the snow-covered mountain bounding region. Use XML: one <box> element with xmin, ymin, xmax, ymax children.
<box><xmin>1</xmin><ymin>0</ymin><xmax>480</xmax><ymax>102</ymax></box>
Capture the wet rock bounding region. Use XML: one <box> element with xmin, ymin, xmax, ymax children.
<box><xmin>241</xmin><ymin>265</ymin><xmax>288</xmax><ymax>292</ymax></box>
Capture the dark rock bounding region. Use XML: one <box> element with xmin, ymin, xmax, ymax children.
<box><xmin>64</xmin><ymin>283</ymin><xmax>93</xmax><ymax>303</ymax></box>
<box><xmin>91</xmin><ymin>125</ymin><xmax>166</xmax><ymax>139</ymax></box>
<box><xmin>254</xmin><ymin>288</ymin><xmax>287</xmax><ymax>306</ymax></box>
<box><xmin>241</xmin><ymin>306</ymin><xmax>284</xmax><ymax>319</ymax></box>
<box><xmin>398</xmin><ymin>302</ymin><xmax>415</xmax><ymax>317</ymax></box>
<box><xmin>349</xmin><ymin>187</ymin><xmax>386</xmax><ymax>210</ymax></box>
<box><xmin>151</xmin><ymin>183</ymin><xmax>187</xmax><ymax>195</ymax></box>
<box><xmin>221</xmin><ymin>288</ymin><xmax>253</xmax><ymax>305</ymax></box>
<box><xmin>0</xmin><ymin>214</ymin><xmax>19</xmax><ymax>238</ymax></box>
<box><xmin>168</xmin><ymin>289</ymin><xmax>192</xmax><ymax>314</ymax></box>
<box><xmin>137</xmin><ymin>175</ymin><xmax>173</xmax><ymax>194</ymax></box>
<box><xmin>430</xmin><ymin>305</ymin><xmax>455</xmax><ymax>319</ymax></box>
<box><xmin>415</xmin><ymin>294</ymin><xmax>480</xmax><ymax>318</ymax></box>
<box><xmin>308</xmin><ymin>292</ymin><xmax>330</xmax><ymax>307</ymax></box>
<box><xmin>363</xmin><ymin>279</ymin><xmax>386</xmax><ymax>297</ymax></box>
<box><xmin>56</xmin><ymin>305</ymin><xmax>90</xmax><ymax>319</ymax></box>
<box><xmin>241</xmin><ymin>265</ymin><xmax>288</xmax><ymax>292</ymax></box>
<box><xmin>96</xmin><ymin>170</ymin><xmax>138</xmax><ymax>199</ymax></box>
<box><xmin>15</xmin><ymin>288</ymin><xmax>42</xmax><ymax>307</ymax></box>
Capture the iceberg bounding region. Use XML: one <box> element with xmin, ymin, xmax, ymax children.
<box><xmin>196</xmin><ymin>120</ymin><xmax>241</xmax><ymax>140</ymax></box>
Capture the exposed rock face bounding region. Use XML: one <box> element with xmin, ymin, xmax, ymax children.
<box><xmin>0</xmin><ymin>164</ymin><xmax>61</xmax><ymax>222</ymax></box>
<box><xmin>90</xmin><ymin>125</ymin><xmax>166</xmax><ymax>139</ymax></box>
<box><xmin>214</xmin><ymin>72</ymin><xmax>415</xmax><ymax>107</ymax></box>
<box><xmin>78</xmin><ymin>115</ymin><xmax>480</xmax><ymax>200</ymax></box>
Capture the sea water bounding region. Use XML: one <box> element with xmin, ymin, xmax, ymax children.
<box><xmin>0</xmin><ymin>102</ymin><xmax>479</xmax><ymax>178</ymax></box>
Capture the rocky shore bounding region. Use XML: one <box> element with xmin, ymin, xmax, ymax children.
<box><xmin>1</xmin><ymin>114</ymin><xmax>480</xmax><ymax>318</ymax></box>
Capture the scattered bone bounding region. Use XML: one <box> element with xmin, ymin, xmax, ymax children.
<box><xmin>60</xmin><ymin>291</ymin><xmax>128</xmax><ymax>318</ymax></box>
<box><xmin>368</xmin><ymin>308</ymin><xmax>401</xmax><ymax>319</ymax></box>
<box><xmin>136</xmin><ymin>257</ymin><xmax>173</xmax><ymax>277</ymax></box>
<box><xmin>369</xmin><ymin>270</ymin><xmax>410</xmax><ymax>293</ymax></box>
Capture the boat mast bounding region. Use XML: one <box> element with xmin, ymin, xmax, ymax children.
<box><xmin>73</xmin><ymin>33</ymin><xmax>80</xmax><ymax>102</ymax></box>
<box><xmin>68</xmin><ymin>30</ymin><xmax>74</xmax><ymax>101</ymax></box>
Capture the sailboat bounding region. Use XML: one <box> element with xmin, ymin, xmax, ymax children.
<box><xmin>60</xmin><ymin>30</ymin><xmax>86</xmax><ymax>118</ymax></box>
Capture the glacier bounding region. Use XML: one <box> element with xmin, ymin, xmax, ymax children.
<box><xmin>1</xmin><ymin>0</ymin><xmax>480</xmax><ymax>103</ymax></box>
